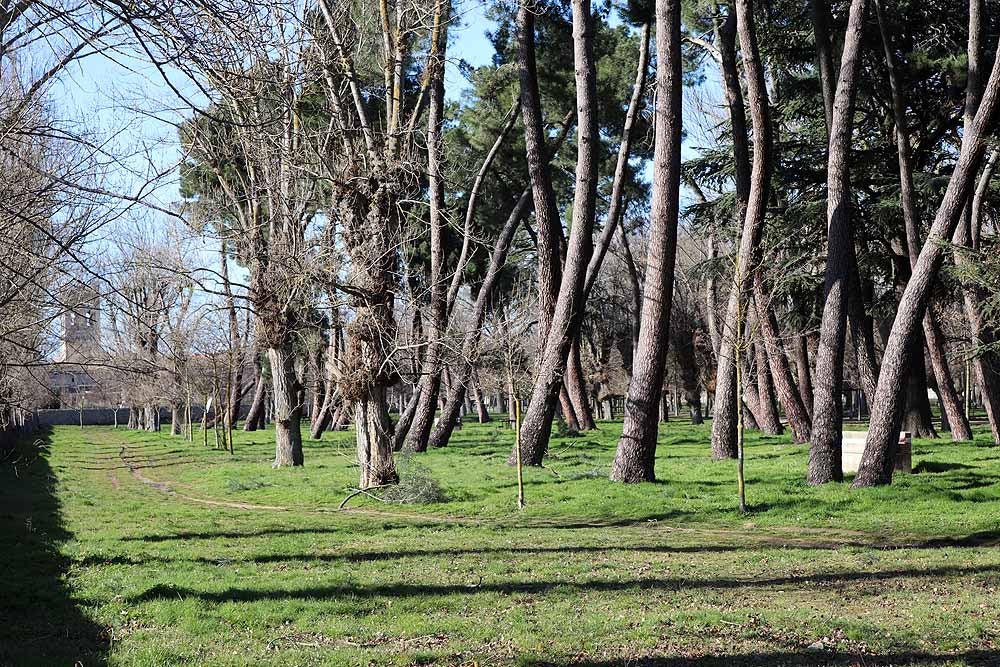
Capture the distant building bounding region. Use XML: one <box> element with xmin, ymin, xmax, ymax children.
<box><xmin>48</xmin><ymin>284</ymin><xmax>109</xmax><ymax>407</ymax></box>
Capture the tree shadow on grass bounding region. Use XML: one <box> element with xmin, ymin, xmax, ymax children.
<box><xmin>0</xmin><ymin>427</ymin><xmax>107</xmax><ymax>666</ymax></box>
<box><xmin>128</xmin><ymin>562</ymin><xmax>1000</xmax><ymax>604</ymax></box>
<box><xmin>520</xmin><ymin>649</ymin><xmax>1000</xmax><ymax>666</ymax></box>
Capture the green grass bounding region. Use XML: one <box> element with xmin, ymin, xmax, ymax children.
<box><xmin>3</xmin><ymin>419</ymin><xmax>1000</xmax><ymax>665</ymax></box>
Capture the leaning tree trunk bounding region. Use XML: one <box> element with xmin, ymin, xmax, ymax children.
<box><xmin>429</xmin><ymin>192</ymin><xmax>533</xmax><ymax>449</ymax></box>
<box><xmin>874</xmin><ymin>0</ymin><xmax>971</xmax><ymax>442</ymax></box>
<box><xmin>269</xmin><ymin>342</ymin><xmax>303</xmax><ymax>467</ymax></box>
<box><xmin>515</xmin><ymin>0</ymin><xmax>565</xmax><ymax>436</ymax></box>
<box><xmin>512</xmin><ymin>0</ymin><xmax>600</xmax><ymax>467</ymax></box>
<box><xmin>608</xmin><ymin>0</ymin><xmax>681</xmax><ymax>483</ymax></box>
<box><xmin>856</xmin><ymin>27</ymin><xmax>1000</xmax><ymax>487</ymax></box>
<box><xmin>807</xmin><ymin>0</ymin><xmax>867</xmax><ymax>485</ymax></box>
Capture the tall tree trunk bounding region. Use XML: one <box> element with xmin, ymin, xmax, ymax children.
<box><xmin>220</xmin><ymin>242</ymin><xmax>244</xmax><ymax>429</ymax></box>
<box><xmin>403</xmin><ymin>0</ymin><xmax>449</xmax><ymax>454</ymax></box>
<box><xmin>807</xmin><ymin>0</ymin><xmax>867</xmax><ymax>485</ymax></box>
<box><xmin>709</xmin><ymin>1</ymin><xmax>769</xmax><ymax>460</ymax></box>
<box><xmin>856</xmin><ymin>29</ymin><xmax>1000</xmax><ymax>487</ymax></box>
<box><xmin>874</xmin><ymin>0</ymin><xmax>972</xmax><ymax>441</ymax></box>
<box><xmin>608</xmin><ymin>0</ymin><xmax>681</xmax><ymax>483</ymax></box>
<box><xmin>567</xmin><ymin>19</ymin><xmax>651</xmax><ymax>428</ymax></box>
<box><xmin>269</xmin><ymin>342</ymin><xmax>303</xmax><ymax>467</ymax></box>
<box><xmin>512</xmin><ymin>0</ymin><xmax>600</xmax><ymax>467</ymax></box>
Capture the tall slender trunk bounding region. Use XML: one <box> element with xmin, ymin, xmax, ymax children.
<box><xmin>709</xmin><ymin>7</ymin><xmax>751</xmax><ymax>460</ymax></box>
<box><xmin>269</xmin><ymin>342</ymin><xmax>303</xmax><ymax>467</ymax></box>
<box><xmin>856</xmin><ymin>29</ymin><xmax>1000</xmax><ymax>487</ymax></box>
<box><xmin>710</xmin><ymin>1</ymin><xmax>771</xmax><ymax>460</ymax></box>
<box><xmin>608</xmin><ymin>0</ymin><xmax>681</xmax><ymax>483</ymax></box>
<box><xmin>512</xmin><ymin>0</ymin><xmax>600</xmax><ymax>466</ymax></box>
<box><xmin>220</xmin><ymin>242</ymin><xmax>244</xmax><ymax>428</ymax></box>
<box><xmin>243</xmin><ymin>354</ymin><xmax>266</xmax><ymax>432</ymax></box>
<box><xmin>403</xmin><ymin>0</ymin><xmax>449</xmax><ymax>454</ymax></box>
<box><xmin>753</xmin><ymin>277</ymin><xmax>811</xmax><ymax>442</ymax></box>
<box><xmin>807</xmin><ymin>0</ymin><xmax>867</xmax><ymax>485</ymax></box>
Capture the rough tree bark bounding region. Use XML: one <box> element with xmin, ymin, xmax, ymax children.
<box><xmin>608</xmin><ymin>0</ymin><xmax>681</xmax><ymax>483</ymax></box>
<box><xmin>807</xmin><ymin>0</ymin><xmax>867</xmax><ymax>485</ymax></box>
<box><xmin>856</xmin><ymin>28</ymin><xmax>1000</xmax><ymax>487</ymax></box>
<box><xmin>269</xmin><ymin>341</ymin><xmax>303</xmax><ymax>467</ymax></box>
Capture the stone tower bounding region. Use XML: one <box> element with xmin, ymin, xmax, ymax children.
<box><xmin>57</xmin><ymin>285</ymin><xmax>103</xmax><ymax>363</ymax></box>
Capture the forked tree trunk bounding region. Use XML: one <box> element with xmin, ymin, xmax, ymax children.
<box><xmin>472</xmin><ymin>379</ymin><xmax>491</xmax><ymax>424</ymax></box>
<box><xmin>269</xmin><ymin>343</ymin><xmax>303</xmax><ymax>467</ymax></box>
<box><xmin>807</xmin><ymin>0</ymin><xmax>867</xmax><ymax>485</ymax></box>
<box><xmin>608</xmin><ymin>0</ymin><xmax>681</xmax><ymax>483</ymax></box>
<box><xmin>512</xmin><ymin>0</ymin><xmax>600</xmax><ymax>467</ymax></box>
<box><xmin>856</xmin><ymin>28</ymin><xmax>1000</xmax><ymax>487</ymax></box>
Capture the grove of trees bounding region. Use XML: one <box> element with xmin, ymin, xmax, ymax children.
<box><xmin>2</xmin><ymin>0</ymin><xmax>1000</xmax><ymax>497</ymax></box>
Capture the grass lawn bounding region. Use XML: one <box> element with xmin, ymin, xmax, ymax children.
<box><xmin>3</xmin><ymin>418</ymin><xmax>1000</xmax><ymax>665</ymax></box>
